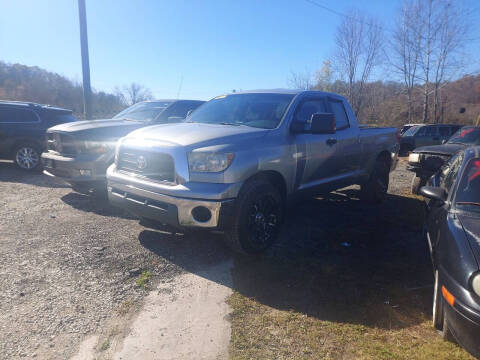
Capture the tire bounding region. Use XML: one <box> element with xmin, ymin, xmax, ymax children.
<box><xmin>13</xmin><ymin>143</ymin><xmax>41</xmax><ymax>171</ymax></box>
<box><xmin>411</xmin><ymin>175</ymin><xmax>425</xmax><ymax>195</ymax></box>
<box><xmin>223</xmin><ymin>179</ymin><xmax>283</xmax><ymax>254</ymax></box>
<box><xmin>360</xmin><ymin>157</ymin><xmax>389</xmax><ymax>203</ymax></box>
<box><xmin>433</xmin><ymin>270</ymin><xmax>443</xmax><ymax>330</ymax></box>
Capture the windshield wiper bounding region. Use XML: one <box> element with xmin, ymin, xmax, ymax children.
<box><xmin>447</xmin><ymin>141</ymin><xmax>468</xmax><ymax>145</ymax></box>
<box><xmin>218</xmin><ymin>122</ymin><xmax>242</xmax><ymax>126</ymax></box>
<box><xmin>456</xmin><ymin>202</ymin><xmax>480</xmax><ymax>207</ymax></box>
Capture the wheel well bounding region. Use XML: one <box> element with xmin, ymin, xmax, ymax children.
<box><xmin>11</xmin><ymin>139</ymin><xmax>42</xmax><ymax>156</ymax></box>
<box><xmin>377</xmin><ymin>150</ymin><xmax>392</xmax><ymax>168</ymax></box>
<box><xmin>247</xmin><ymin>170</ymin><xmax>287</xmax><ymax>201</ymax></box>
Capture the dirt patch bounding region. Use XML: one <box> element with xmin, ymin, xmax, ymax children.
<box><xmin>0</xmin><ymin>162</ymin><xmax>182</xmax><ymax>359</ymax></box>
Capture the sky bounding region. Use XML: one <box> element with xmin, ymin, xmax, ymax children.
<box><xmin>0</xmin><ymin>0</ymin><xmax>479</xmax><ymax>101</ymax></box>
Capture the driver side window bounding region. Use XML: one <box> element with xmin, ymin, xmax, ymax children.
<box><xmin>293</xmin><ymin>99</ymin><xmax>326</xmax><ymax>131</ymax></box>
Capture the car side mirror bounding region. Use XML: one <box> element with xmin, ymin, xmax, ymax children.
<box><xmin>441</xmin><ymin>139</ymin><xmax>447</xmax><ymax>144</ymax></box>
<box><xmin>186</xmin><ymin>110</ymin><xmax>193</xmax><ymax>117</ymax></box>
<box><xmin>419</xmin><ymin>186</ymin><xmax>447</xmax><ymax>203</ymax></box>
<box><xmin>311</xmin><ymin>113</ymin><xmax>336</xmax><ymax>134</ymax></box>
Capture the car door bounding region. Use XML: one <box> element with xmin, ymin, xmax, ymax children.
<box><xmin>292</xmin><ymin>97</ymin><xmax>338</xmax><ymax>191</ymax></box>
<box><xmin>326</xmin><ymin>97</ymin><xmax>360</xmax><ymax>178</ymax></box>
<box><xmin>0</xmin><ymin>106</ymin><xmax>41</xmax><ymax>157</ymax></box>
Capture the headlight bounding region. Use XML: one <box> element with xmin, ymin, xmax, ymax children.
<box><xmin>472</xmin><ymin>273</ymin><xmax>480</xmax><ymax>297</ymax></box>
<box><xmin>188</xmin><ymin>152</ymin><xmax>234</xmax><ymax>173</ymax></box>
<box><xmin>82</xmin><ymin>141</ymin><xmax>113</xmax><ymax>154</ymax></box>
<box><xmin>409</xmin><ymin>153</ymin><xmax>420</xmax><ymax>163</ymax></box>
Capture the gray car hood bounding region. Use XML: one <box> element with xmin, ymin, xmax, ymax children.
<box><xmin>125</xmin><ymin>122</ymin><xmax>270</xmax><ymax>148</ymax></box>
<box><xmin>414</xmin><ymin>143</ymin><xmax>467</xmax><ymax>156</ymax></box>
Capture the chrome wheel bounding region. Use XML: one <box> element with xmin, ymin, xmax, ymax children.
<box><xmin>15</xmin><ymin>146</ymin><xmax>40</xmax><ymax>170</ymax></box>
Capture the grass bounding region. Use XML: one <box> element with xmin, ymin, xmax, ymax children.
<box><xmin>227</xmin><ymin>187</ymin><xmax>475</xmax><ymax>360</ymax></box>
<box><xmin>135</xmin><ymin>270</ymin><xmax>152</xmax><ymax>288</ymax></box>
<box><xmin>100</xmin><ymin>339</ymin><xmax>110</xmax><ymax>352</ymax></box>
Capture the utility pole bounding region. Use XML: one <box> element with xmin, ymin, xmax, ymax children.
<box><xmin>78</xmin><ymin>0</ymin><xmax>92</xmax><ymax>119</ymax></box>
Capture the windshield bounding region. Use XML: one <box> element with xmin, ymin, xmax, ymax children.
<box><xmin>187</xmin><ymin>93</ymin><xmax>294</xmax><ymax>129</ymax></box>
<box><xmin>403</xmin><ymin>125</ymin><xmax>420</xmax><ymax>136</ymax></box>
<box><xmin>113</xmin><ymin>101</ymin><xmax>172</xmax><ymax>122</ymax></box>
<box><xmin>455</xmin><ymin>157</ymin><xmax>480</xmax><ymax>212</ymax></box>
<box><xmin>448</xmin><ymin>126</ymin><xmax>480</xmax><ymax>145</ymax></box>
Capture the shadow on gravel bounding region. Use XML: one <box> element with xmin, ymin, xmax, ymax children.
<box><xmin>139</xmin><ymin>189</ymin><xmax>431</xmax><ymax>330</ymax></box>
<box><xmin>61</xmin><ymin>192</ymin><xmax>137</xmax><ymax>219</ymax></box>
<box><xmin>0</xmin><ymin>161</ymin><xmax>68</xmax><ymax>188</ymax></box>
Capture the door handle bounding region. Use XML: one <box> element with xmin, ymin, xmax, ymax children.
<box><xmin>326</xmin><ymin>138</ymin><xmax>337</xmax><ymax>146</ymax></box>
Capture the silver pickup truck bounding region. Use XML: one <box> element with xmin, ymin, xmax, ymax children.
<box><xmin>107</xmin><ymin>90</ymin><xmax>399</xmax><ymax>253</ymax></box>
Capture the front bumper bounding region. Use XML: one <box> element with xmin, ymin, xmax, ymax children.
<box><xmin>107</xmin><ymin>165</ymin><xmax>239</xmax><ymax>228</ymax></box>
<box><xmin>441</xmin><ymin>270</ymin><xmax>480</xmax><ymax>358</ymax></box>
<box><xmin>41</xmin><ymin>151</ymin><xmax>112</xmax><ymax>184</ymax></box>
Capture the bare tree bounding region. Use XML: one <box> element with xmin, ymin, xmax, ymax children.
<box><xmin>287</xmin><ymin>69</ymin><xmax>315</xmax><ymax>90</ymax></box>
<box><xmin>314</xmin><ymin>60</ymin><xmax>333</xmax><ymax>91</ymax></box>
<box><xmin>115</xmin><ymin>83</ymin><xmax>153</xmax><ymax>106</ymax></box>
<box><xmin>389</xmin><ymin>0</ymin><xmax>423</xmax><ymax>122</ymax></box>
<box><xmin>333</xmin><ymin>11</ymin><xmax>383</xmax><ymax>114</ymax></box>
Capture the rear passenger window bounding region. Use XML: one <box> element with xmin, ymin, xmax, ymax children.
<box><xmin>439</xmin><ymin>127</ymin><xmax>450</xmax><ymax>137</ymax></box>
<box><xmin>425</xmin><ymin>126</ymin><xmax>437</xmax><ymax>137</ymax></box>
<box><xmin>0</xmin><ymin>108</ymin><xmax>39</xmax><ymax>123</ymax></box>
<box><xmin>329</xmin><ymin>100</ymin><xmax>349</xmax><ymax>130</ymax></box>
<box><xmin>294</xmin><ymin>99</ymin><xmax>326</xmax><ymax>126</ymax></box>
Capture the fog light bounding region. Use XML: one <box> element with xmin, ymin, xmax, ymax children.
<box><xmin>191</xmin><ymin>206</ymin><xmax>212</xmax><ymax>223</ymax></box>
<box><xmin>79</xmin><ymin>169</ymin><xmax>92</xmax><ymax>176</ymax></box>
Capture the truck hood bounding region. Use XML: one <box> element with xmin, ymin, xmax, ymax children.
<box><xmin>125</xmin><ymin>122</ymin><xmax>270</xmax><ymax>148</ymax></box>
<box><xmin>458</xmin><ymin>214</ymin><xmax>480</xmax><ymax>267</ymax></box>
<box><xmin>413</xmin><ymin>143</ymin><xmax>467</xmax><ymax>156</ymax></box>
<box><xmin>48</xmin><ymin>118</ymin><xmax>146</xmax><ymax>139</ymax></box>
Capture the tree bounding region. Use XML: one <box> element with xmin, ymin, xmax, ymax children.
<box><xmin>389</xmin><ymin>0</ymin><xmax>423</xmax><ymax>123</ymax></box>
<box><xmin>333</xmin><ymin>11</ymin><xmax>383</xmax><ymax>115</ymax></box>
<box><xmin>115</xmin><ymin>83</ymin><xmax>153</xmax><ymax>106</ymax></box>
<box><xmin>314</xmin><ymin>60</ymin><xmax>333</xmax><ymax>91</ymax></box>
<box><xmin>287</xmin><ymin>69</ymin><xmax>315</xmax><ymax>90</ymax></box>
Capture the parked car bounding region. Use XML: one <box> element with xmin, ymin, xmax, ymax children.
<box><xmin>0</xmin><ymin>100</ymin><xmax>76</xmax><ymax>171</ymax></box>
<box><xmin>400</xmin><ymin>123</ymin><xmax>422</xmax><ymax>135</ymax></box>
<box><xmin>408</xmin><ymin>126</ymin><xmax>480</xmax><ymax>194</ymax></box>
<box><xmin>106</xmin><ymin>90</ymin><xmax>399</xmax><ymax>254</ymax></box>
<box><xmin>400</xmin><ymin>123</ymin><xmax>462</xmax><ymax>155</ymax></box>
<box><xmin>41</xmin><ymin>99</ymin><xmax>204</xmax><ymax>195</ymax></box>
<box><xmin>420</xmin><ymin>146</ymin><xmax>480</xmax><ymax>358</ymax></box>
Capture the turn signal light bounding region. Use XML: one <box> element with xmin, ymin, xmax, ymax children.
<box><xmin>442</xmin><ymin>286</ymin><xmax>455</xmax><ymax>307</ymax></box>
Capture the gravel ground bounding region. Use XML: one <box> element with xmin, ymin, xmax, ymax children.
<box><xmin>0</xmin><ymin>161</ymin><xmax>184</xmax><ymax>359</ymax></box>
<box><xmin>0</xmin><ymin>157</ymin><xmax>415</xmax><ymax>360</ymax></box>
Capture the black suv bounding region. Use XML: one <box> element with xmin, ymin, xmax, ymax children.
<box><xmin>0</xmin><ymin>101</ymin><xmax>76</xmax><ymax>170</ymax></box>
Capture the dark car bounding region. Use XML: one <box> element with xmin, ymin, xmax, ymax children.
<box><xmin>400</xmin><ymin>123</ymin><xmax>462</xmax><ymax>155</ymax></box>
<box><xmin>0</xmin><ymin>101</ymin><xmax>76</xmax><ymax>170</ymax></box>
<box><xmin>41</xmin><ymin>99</ymin><xmax>204</xmax><ymax>195</ymax></box>
<box><xmin>420</xmin><ymin>146</ymin><xmax>480</xmax><ymax>358</ymax></box>
<box><xmin>399</xmin><ymin>123</ymin><xmax>422</xmax><ymax>136</ymax></box>
<box><xmin>408</xmin><ymin>126</ymin><xmax>480</xmax><ymax>193</ymax></box>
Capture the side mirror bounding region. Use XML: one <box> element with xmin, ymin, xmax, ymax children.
<box><xmin>186</xmin><ymin>110</ymin><xmax>193</xmax><ymax>117</ymax></box>
<box><xmin>419</xmin><ymin>186</ymin><xmax>447</xmax><ymax>203</ymax></box>
<box><xmin>167</xmin><ymin>116</ymin><xmax>185</xmax><ymax>123</ymax></box>
<box><xmin>311</xmin><ymin>113</ymin><xmax>336</xmax><ymax>134</ymax></box>
<box><xmin>441</xmin><ymin>139</ymin><xmax>447</xmax><ymax>144</ymax></box>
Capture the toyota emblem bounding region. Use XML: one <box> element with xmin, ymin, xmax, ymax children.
<box><xmin>136</xmin><ymin>155</ymin><xmax>147</xmax><ymax>170</ymax></box>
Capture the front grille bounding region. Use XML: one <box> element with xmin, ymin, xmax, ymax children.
<box><xmin>117</xmin><ymin>148</ymin><xmax>175</xmax><ymax>184</ymax></box>
<box><xmin>46</xmin><ymin>132</ymin><xmax>77</xmax><ymax>155</ymax></box>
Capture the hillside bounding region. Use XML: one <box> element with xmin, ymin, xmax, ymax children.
<box><xmin>0</xmin><ymin>61</ymin><xmax>124</xmax><ymax>119</ymax></box>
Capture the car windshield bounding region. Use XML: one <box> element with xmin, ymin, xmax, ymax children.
<box><xmin>187</xmin><ymin>93</ymin><xmax>294</xmax><ymax>129</ymax></box>
<box><xmin>455</xmin><ymin>157</ymin><xmax>480</xmax><ymax>213</ymax></box>
<box><xmin>448</xmin><ymin>126</ymin><xmax>480</xmax><ymax>145</ymax></box>
<box><xmin>403</xmin><ymin>125</ymin><xmax>420</xmax><ymax>136</ymax></box>
<box><xmin>113</xmin><ymin>101</ymin><xmax>172</xmax><ymax>122</ymax></box>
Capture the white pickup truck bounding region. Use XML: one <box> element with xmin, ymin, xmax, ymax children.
<box><xmin>107</xmin><ymin>90</ymin><xmax>399</xmax><ymax>253</ymax></box>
